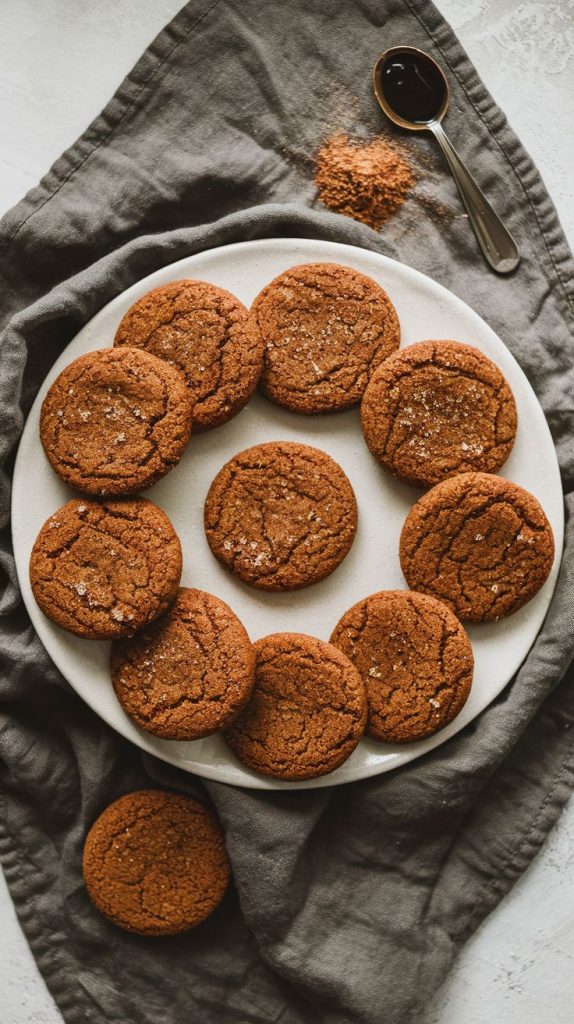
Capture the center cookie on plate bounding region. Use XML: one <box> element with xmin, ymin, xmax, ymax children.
<box><xmin>225</xmin><ymin>633</ymin><xmax>368</xmax><ymax>780</ymax></box>
<box><xmin>249</xmin><ymin>262</ymin><xmax>400</xmax><ymax>413</ymax></box>
<box><xmin>204</xmin><ymin>441</ymin><xmax>357</xmax><ymax>590</ymax></box>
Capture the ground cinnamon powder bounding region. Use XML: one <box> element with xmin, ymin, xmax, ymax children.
<box><xmin>314</xmin><ymin>133</ymin><xmax>415</xmax><ymax>231</ymax></box>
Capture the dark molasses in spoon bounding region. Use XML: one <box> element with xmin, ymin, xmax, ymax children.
<box><xmin>378</xmin><ymin>51</ymin><xmax>446</xmax><ymax>124</ymax></box>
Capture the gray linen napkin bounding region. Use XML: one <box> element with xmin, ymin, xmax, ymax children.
<box><xmin>1</xmin><ymin>2</ymin><xmax>573</xmax><ymax>1023</ymax></box>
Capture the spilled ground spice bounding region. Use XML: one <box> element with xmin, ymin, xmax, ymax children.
<box><xmin>314</xmin><ymin>133</ymin><xmax>415</xmax><ymax>231</ymax></box>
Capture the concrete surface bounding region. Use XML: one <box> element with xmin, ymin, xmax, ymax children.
<box><xmin>0</xmin><ymin>1</ymin><xmax>573</xmax><ymax>1021</ymax></box>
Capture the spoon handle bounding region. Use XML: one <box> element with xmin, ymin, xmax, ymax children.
<box><xmin>429</xmin><ymin>120</ymin><xmax>520</xmax><ymax>274</ymax></box>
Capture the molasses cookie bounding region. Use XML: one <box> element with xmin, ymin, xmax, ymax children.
<box><xmin>83</xmin><ymin>790</ymin><xmax>230</xmax><ymax>935</ymax></box>
<box><xmin>204</xmin><ymin>441</ymin><xmax>357</xmax><ymax>591</ymax></box>
<box><xmin>249</xmin><ymin>262</ymin><xmax>400</xmax><ymax>413</ymax></box>
<box><xmin>225</xmin><ymin>633</ymin><xmax>367</xmax><ymax>780</ymax></box>
<box><xmin>29</xmin><ymin>497</ymin><xmax>182</xmax><ymax>639</ymax></box>
<box><xmin>400</xmin><ymin>472</ymin><xmax>554</xmax><ymax>621</ymax></box>
<box><xmin>361</xmin><ymin>340</ymin><xmax>517</xmax><ymax>487</ymax></box>
<box><xmin>330</xmin><ymin>590</ymin><xmax>473</xmax><ymax>743</ymax></box>
<box><xmin>40</xmin><ymin>347</ymin><xmax>192</xmax><ymax>496</ymax></box>
<box><xmin>114</xmin><ymin>280</ymin><xmax>264</xmax><ymax>431</ymax></box>
<box><xmin>111</xmin><ymin>588</ymin><xmax>255</xmax><ymax>740</ymax></box>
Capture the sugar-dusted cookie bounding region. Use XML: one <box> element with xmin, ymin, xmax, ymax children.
<box><xmin>361</xmin><ymin>340</ymin><xmax>517</xmax><ymax>487</ymax></box>
<box><xmin>111</xmin><ymin>588</ymin><xmax>255</xmax><ymax>739</ymax></box>
<box><xmin>400</xmin><ymin>472</ymin><xmax>554</xmax><ymax>621</ymax></box>
<box><xmin>83</xmin><ymin>790</ymin><xmax>230</xmax><ymax>935</ymax></box>
<box><xmin>114</xmin><ymin>280</ymin><xmax>264</xmax><ymax>431</ymax></box>
<box><xmin>204</xmin><ymin>441</ymin><xmax>357</xmax><ymax>591</ymax></box>
<box><xmin>29</xmin><ymin>497</ymin><xmax>182</xmax><ymax>639</ymax></box>
<box><xmin>225</xmin><ymin>633</ymin><xmax>367</xmax><ymax>780</ymax></box>
<box><xmin>40</xmin><ymin>347</ymin><xmax>192</xmax><ymax>496</ymax></box>
<box><xmin>250</xmin><ymin>262</ymin><xmax>400</xmax><ymax>413</ymax></box>
<box><xmin>330</xmin><ymin>590</ymin><xmax>473</xmax><ymax>742</ymax></box>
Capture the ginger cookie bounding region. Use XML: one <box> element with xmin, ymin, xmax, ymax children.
<box><xmin>225</xmin><ymin>633</ymin><xmax>367</xmax><ymax>780</ymax></box>
<box><xmin>110</xmin><ymin>588</ymin><xmax>255</xmax><ymax>740</ymax></box>
<box><xmin>400</xmin><ymin>472</ymin><xmax>554</xmax><ymax>622</ymax></box>
<box><xmin>249</xmin><ymin>262</ymin><xmax>400</xmax><ymax>413</ymax></box>
<box><xmin>83</xmin><ymin>790</ymin><xmax>230</xmax><ymax>935</ymax></box>
<box><xmin>330</xmin><ymin>590</ymin><xmax>473</xmax><ymax>743</ymax></box>
<box><xmin>40</xmin><ymin>347</ymin><xmax>192</xmax><ymax>497</ymax></box>
<box><xmin>114</xmin><ymin>280</ymin><xmax>264</xmax><ymax>432</ymax></box>
<box><xmin>29</xmin><ymin>497</ymin><xmax>182</xmax><ymax>640</ymax></box>
<box><xmin>204</xmin><ymin>441</ymin><xmax>357</xmax><ymax>591</ymax></box>
<box><xmin>361</xmin><ymin>340</ymin><xmax>517</xmax><ymax>487</ymax></box>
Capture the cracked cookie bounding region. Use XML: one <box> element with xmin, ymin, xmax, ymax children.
<box><xmin>330</xmin><ymin>590</ymin><xmax>473</xmax><ymax>743</ymax></box>
<box><xmin>204</xmin><ymin>441</ymin><xmax>357</xmax><ymax>591</ymax></box>
<box><xmin>225</xmin><ymin>633</ymin><xmax>367</xmax><ymax>780</ymax></box>
<box><xmin>249</xmin><ymin>262</ymin><xmax>400</xmax><ymax>413</ymax></box>
<box><xmin>400</xmin><ymin>472</ymin><xmax>554</xmax><ymax>621</ymax></box>
<box><xmin>111</xmin><ymin>588</ymin><xmax>255</xmax><ymax>740</ymax></box>
<box><xmin>29</xmin><ymin>497</ymin><xmax>182</xmax><ymax>639</ymax></box>
<box><xmin>114</xmin><ymin>280</ymin><xmax>264</xmax><ymax>431</ymax></box>
<box><xmin>361</xmin><ymin>340</ymin><xmax>517</xmax><ymax>487</ymax></box>
<box><xmin>40</xmin><ymin>347</ymin><xmax>192</xmax><ymax>497</ymax></box>
<box><xmin>83</xmin><ymin>790</ymin><xmax>230</xmax><ymax>935</ymax></box>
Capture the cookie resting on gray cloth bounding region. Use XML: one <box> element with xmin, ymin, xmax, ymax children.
<box><xmin>1</xmin><ymin>1</ymin><xmax>573</xmax><ymax>1023</ymax></box>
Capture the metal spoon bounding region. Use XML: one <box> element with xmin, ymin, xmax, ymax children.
<box><xmin>373</xmin><ymin>45</ymin><xmax>520</xmax><ymax>274</ymax></box>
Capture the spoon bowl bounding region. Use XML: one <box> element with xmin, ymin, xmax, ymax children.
<box><xmin>373</xmin><ymin>45</ymin><xmax>449</xmax><ymax>129</ymax></box>
<box><xmin>373</xmin><ymin>46</ymin><xmax>520</xmax><ymax>274</ymax></box>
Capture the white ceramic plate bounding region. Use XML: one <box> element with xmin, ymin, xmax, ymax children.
<box><xmin>12</xmin><ymin>238</ymin><xmax>563</xmax><ymax>790</ymax></box>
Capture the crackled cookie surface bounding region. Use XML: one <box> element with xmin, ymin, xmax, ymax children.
<box><xmin>225</xmin><ymin>633</ymin><xmax>367</xmax><ymax>780</ymax></box>
<box><xmin>40</xmin><ymin>347</ymin><xmax>192</xmax><ymax>496</ymax></box>
<box><xmin>114</xmin><ymin>280</ymin><xmax>264</xmax><ymax>431</ymax></box>
<box><xmin>250</xmin><ymin>262</ymin><xmax>400</xmax><ymax>413</ymax></box>
<box><xmin>29</xmin><ymin>497</ymin><xmax>182</xmax><ymax>639</ymax></box>
<box><xmin>361</xmin><ymin>340</ymin><xmax>517</xmax><ymax>487</ymax></box>
<box><xmin>330</xmin><ymin>590</ymin><xmax>473</xmax><ymax>743</ymax></box>
<box><xmin>83</xmin><ymin>790</ymin><xmax>230</xmax><ymax>935</ymax></box>
<box><xmin>204</xmin><ymin>441</ymin><xmax>357</xmax><ymax>591</ymax></box>
<box><xmin>400</xmin><ymin>472</ymin><xmax>554</xmax><ymax>621</ymax></box>
<box><xmin>111</xmin><ymin>588</ymin><xmax>255</xmax><ymax>740</ymax></box>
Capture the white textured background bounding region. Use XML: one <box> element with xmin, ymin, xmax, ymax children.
<box><xmin>1</xmin><ymin>1</ymin><xmax>573</xmax><ymax>1021</ymax></box>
